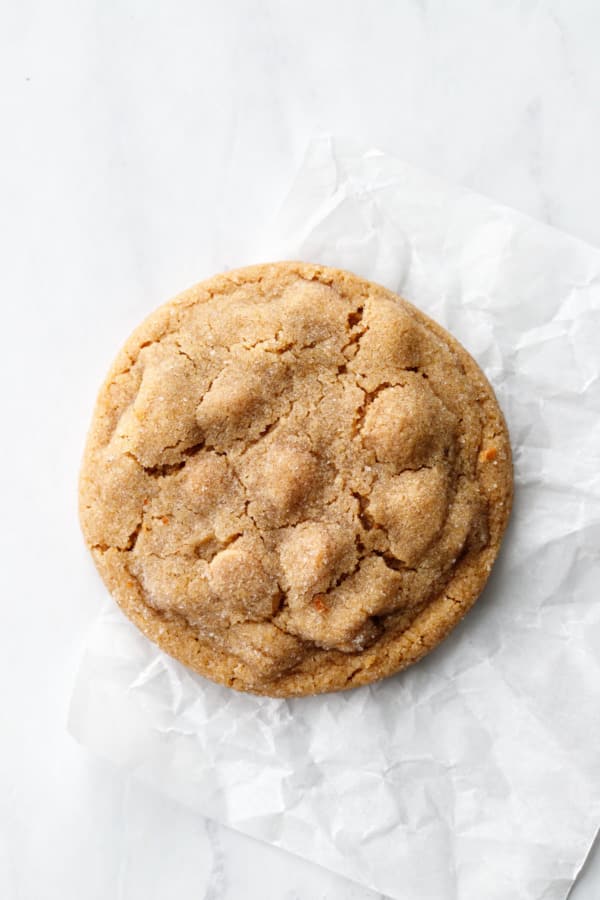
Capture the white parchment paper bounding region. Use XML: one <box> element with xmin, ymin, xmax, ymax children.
<box><xmin>70</xmin><ymin>137</ymin><xmax>600</xmax><ymax>900</ymax></box>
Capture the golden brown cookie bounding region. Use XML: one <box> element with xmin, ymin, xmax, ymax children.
<box><xmin>79</xmin><ymin>262</ymin><xmax>512</xmax><ymax>697</ymax></box>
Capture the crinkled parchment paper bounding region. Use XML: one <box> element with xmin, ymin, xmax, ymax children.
<box><xmin>70</xmin><ymin>137</ymin><xmax>600</xmax><ymax>900</ymax></box>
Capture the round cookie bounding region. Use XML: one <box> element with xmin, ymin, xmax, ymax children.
<box><xmin>79</xmin><ymin>262</ymin><xmax>512</xmax><ymax>697</ymax></box>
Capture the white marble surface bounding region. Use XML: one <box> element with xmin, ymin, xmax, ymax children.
<box><xmin>2</xmin><ymin>2</ymin><xmax>600</xmax><ymax>898</ymax></box>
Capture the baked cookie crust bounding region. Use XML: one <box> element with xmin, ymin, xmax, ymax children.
<box><xmin>79</xmin><ymin>262</ymin><xmax>512</xmax><ymax>696</ymax></box>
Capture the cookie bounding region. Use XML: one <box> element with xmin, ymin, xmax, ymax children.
<box><xmin>79</xmin><ymin>262</ymin><xmax>512</xmax><ymax>697</ymax></box>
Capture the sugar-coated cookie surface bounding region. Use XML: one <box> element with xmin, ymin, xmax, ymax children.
<box><xmin>80</xmin><ymin>262</ymin><xmax>512</xmax><ymax>696</ymax></box>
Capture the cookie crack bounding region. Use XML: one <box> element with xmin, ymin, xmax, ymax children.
<box><xmin>351</xmin><ymin>490</ymin><xmax>376</xmax><ymax>532</ymax></box>
<box><xmin>173</xmin><ymin>341</ymin><xmax>197</xmax><ymax>368</ymax></box>
<box><xmin>349</xmin><ymin>491</ymin><xmax>414</xmax><ymax>573</ymax></box>
<box><xmin>351</xmin><ymin>381</ymin><xmax>394</xmax><ymax>439</ymax></box>
<box><xmin>234</xmin><ymin>328</ymin><xmax>292</xmax><ymax>355</ymax></box>
<box><xmin>114</xmin><ymin>319</ymin><xmax>186</xmax><ymax>379</ymax></box>
<box><xmin>191</xmin><ymin>532</ymin><xmax>242</xmax><ymax>562</ymax></box>
<box><xmin>341</xmin><ymin>306</ymin><xmax>368</xmax><ymax>360</ymax></box>
<box><xmin>126</xmin><ymin>441</ymin><xmax>206</xmax><ymax>477</ymax></box>
<box><xmin>372</xmin><ymin>550</ymin><xmax>413</xmax><ymax>572</ymax></box>
<box><xmin>236</xmin><ymin>397</ymin><xmax>295</xmax><ymax>457</ymax></box>
<box><xmin>350</xmin><ymin>363</ymin><xmax>458</xmax><ymax>425</ymax></box>
<box><xmin>346</xmin><ymin>665</ymin><xmax>365</xmax><ymax>684</ymax></box>
<box><xmin>91</xmin><ymin>520</ymin><xmax>142</xmax><ymax>555</ymax></box>
<box><xmin>325</xmin><ymin>540</ymin><xmax>364</xmax><ymax>595</ymax></box>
